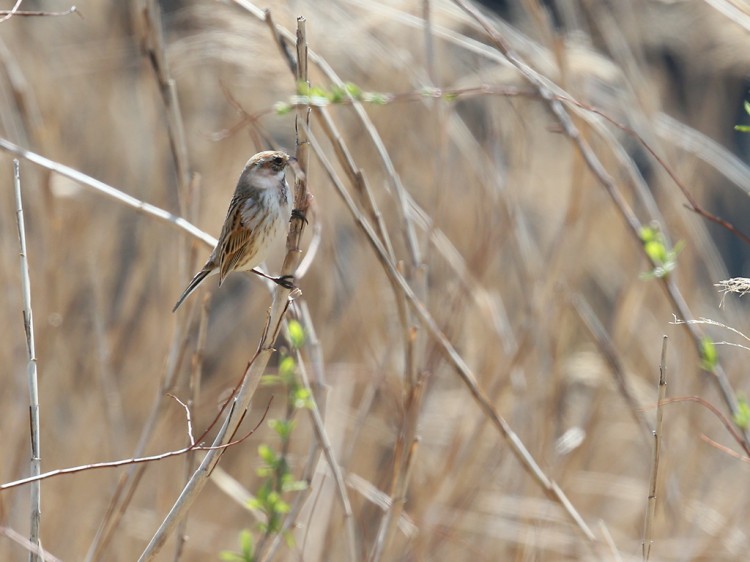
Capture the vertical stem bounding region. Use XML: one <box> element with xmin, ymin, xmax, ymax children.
<box><xmin>294</xmin><ymin>17</ymin><xmax>310</xmax><ymax>173</ymax></box>
<box><xmin>142</xmin><ymin>0</ymin><xmax>191</xmax><ymax>201</ymax></box>
<box><xmin>293</xmin><ymin>18</ymin><xmax>360</xmax><ymax>562</ymax></box>
<box><xmin>14</xmin><ymin>159</ymin><xmax>41</xmax><ymax>562</ymax></box>
<box><xmin>643</xmin><ymin>335</ymin><xmax>667</xmax><ymax>561</ymax></box>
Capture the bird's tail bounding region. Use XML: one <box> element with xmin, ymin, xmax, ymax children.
<box><xmin>172</xmin><ymin>268</ymin><xmax>212</xmax><ymax>312</ymax></box>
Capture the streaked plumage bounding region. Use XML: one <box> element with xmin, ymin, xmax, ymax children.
<box><xmin>172</xmin><ymin>151</ymin><xmax>292</xmax><ymax>312</ymax></box>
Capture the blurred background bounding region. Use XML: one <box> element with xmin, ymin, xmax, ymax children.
<box><xmin>2</xmin><ymin>0</ymin><xmax>750</xmax><ymax>560</ymax></box>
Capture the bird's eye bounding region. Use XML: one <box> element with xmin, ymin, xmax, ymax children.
<box><xmin>272</xmin><ymin>156</ymin><xmax>284</xmax><ymax>167</ymax></box>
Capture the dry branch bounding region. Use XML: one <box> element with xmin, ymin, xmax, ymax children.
<box><xmin>13</xmin><ymin>159</ymin><xmax>41</xmax><ymax>562</ymax></box>
<box><xmin>642</xmin><ymin>336</ymin><xmax>667</xmax><ymax>561</ymax></box>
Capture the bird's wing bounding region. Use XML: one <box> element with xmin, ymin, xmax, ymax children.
<box><xmin>217</xmin><ymin>195</ymin><xmax>253</xmax><ymax>284</ymax></box>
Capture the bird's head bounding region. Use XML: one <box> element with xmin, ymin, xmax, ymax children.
<box><xmin>239</xmin><ymin>150</ymin><xmax>292</xmax><ymax>191</ymax></box>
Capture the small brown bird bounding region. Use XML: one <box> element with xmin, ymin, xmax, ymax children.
<box><xmin>172</xmin><ymin>150</ymin><xmax>294</xmax><ymax>312</ymax></box>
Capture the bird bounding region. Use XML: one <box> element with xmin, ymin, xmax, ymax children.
<box><xmin>172</xmin><ymin>150</ymin><xmax>295</xmax><ymax>312</ymax></box>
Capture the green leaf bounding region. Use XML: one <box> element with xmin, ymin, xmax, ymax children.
<box><xmin>296</xmin><ymin>81</ymin><xmax>310</xmax><ymax>96</ymax></box>
<box><xmin>734</xmin><ymin>101</ymin><xmax>750</xmax><ymax>131</ymax></box>
<box><xmin>328</xmin><ymin>84</ymin><xmax>346</xmax><ymax>103</ymax></box>
<box><xmin>345</xmin><ymin>82</ymin><xmax>362</xmax><ymax>98</ymax></box>
<box><xmin>639</xmin><ymin>224</ymin><xmax>683</xmax><ymax>279</ymax></box>
<box><xmin>292</xmin><ymin>387</ymin><xmax>312</xmax><ymax>409</ymax></box>
<box><xmin>734</xmin><ymin>395</ymin><xmax>750</xmax><ymax>429</ymax></box>
<box><xmin>266</xmin><ymin>490</ymin><xmax>281</xmax><ymax>507</ymax></box>
<box><xmin>258</xmin><ymin>444</ymin><xmax>277</xmax><ymax>465</ymax></box>
<box><xmin>257</xmin><ymin>481</ymin><xmax>273</xmax><ymax>499</ymax></box>
<box><xmin>700</xmin><ymin>337</ymin><xmax>717</xmax><ymax>371</ymax></box>
<box><xmin>279</xmin><ymin>356</ymin><xmax>296</xmax><ymax>380</ymax></box>
<box><xmin>246</xmin><ymin>495</ymin><xmax>262</xmax><ymax>511</ymax></box>
<box><xmin>283</xmin><ymin>529</ymin><xmax>297</xmax><ymax>548</ymax></box>
<box><xmin>362</xmin><ymin>92</ymin><xmax>389</xmax><ymax>105</ymax></box>
<box><xmin>644</xmin><ymin>239</ymin><xmax>667</xmax><ymax>264</ymax></box>
<box><xmin>273</xmin><ymin>102</ymin><xmax>293</xmax><ymax>115</ymax></box>
<box><xmin>273</xmin><ymin>497</ymin><xmax>291</xmax><ymax>514</ymax></box>
<box><xmin>281</xmin><ymin>478</ymin><xmax>308</xmax><ymax>493</ymax></box>
<box><xmin>310</xmin><ymin>86</ymin><xmax>328</xmax><ymax>98</ymax></box>
<box><xmin>219</xmin><ymin>551</ymin><xmax>245</xmax><ymax>562</ymax></box>
<box><xmin>269</xmin><ymin>418</ymin><xmax>295</xmax><ymax>440</ymax></box>
<box><xmin>639</xmin><ymin>225</ymin><xmax>656</xmax><ymax>243</ymax></box>
<box><xmin>239</xmin><ymin>529</ymin><xmax>254</xmax><ymax>558</ymax></box>
<box><xmin>287</xmin><ymin>319</ymin><xmax>305</xmax><ymax>349</ymax></box>
<box><xmin>261</xmin><ymin>374</ymin><xmax>282</xmax><ymax>386</ymax></box>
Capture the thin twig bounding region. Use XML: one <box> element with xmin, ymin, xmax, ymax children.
<box><xmin>643</xmin><ymin>336</ymin><xmax>667</xmax><ymax>561</ymax></box>
<box><xmin>167</xmin><ymin>394</ymin><xmax>195</xmax><ymax>448</ymax></box>
<box><xmin>0</xmin><ymin>137</ymin><xmax>216</xmax><ymax>248</ymax></box>
<box><xmin>263</xmin><ymin>9</ymin><xmax>296</xmax><ymax>75</ymax></box>
<box><xmin>599</xmin><ymin>520</ymin><xmax>624</xmax><ymax>562</ymax></box>
<box><xmin>699</xmin><ymin>434</ymin><xmax>750</xmax><ymax>463</ymax></box>
<box><xmin>1</xmin><ymin>402</ymin><xmax>271</xmax><ymax>491</ymax></box>
<box><xmin>14</xmin><ymin>159</ymin><xmax>41</xmax><ymax>562</ymax></box>
<box><xmin>141</xmin><ymin>0</ymin><xmax>192</xmax><ymax>209</ymax></box>
<box><xmin>172</xmin><ymin>295</ymin><xmax>209</xmax><ymax>562</ymax></box>
<box><xmin>657</xmin><ymin>396</ymin><xmax>750</xmax><ymax>457</ymax></box>
<box><xmin>369</xmin><ymin>434</ymin><xmax>421</xmax><ymax>562</ymax></box>
<box><xmin>0</xmin><ymin>526</ymin><xmax>61</xmax><ymax>562</ymax></box>
<box><xmin>0</xmin><ymin>6</ymin><xmax>79</xmax><ymax>18</ymax></box>
<box><xmin>570</xmin><ymin>292</ymin><xmax>653</xmax><ymax>440</ymax></box>
<box><xmin>672</xmin><ymin>316</ymin><xmax>750</xmax><ymax>343</ymax></box>
<box><xmin>0</xmin><ymin>0</ymin><xmax>23</xmax><ymax>23</ymax></box>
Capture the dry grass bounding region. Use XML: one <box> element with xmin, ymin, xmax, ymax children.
<box><xmin>2</xmin><ymin>0</ymin><xmax>750</xmax><ymax>560</ymax></box>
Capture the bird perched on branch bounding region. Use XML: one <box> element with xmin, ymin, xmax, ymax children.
<box><xmin>173</xmin><ymin>150</ymin><xmax>295</xmax><ymax>312</ymax></box>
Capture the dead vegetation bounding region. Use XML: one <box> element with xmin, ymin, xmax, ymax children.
<box><xmin>2</xmin><ymin>1</ymin><xmax>750</xmax><ymax>560</ymax></box>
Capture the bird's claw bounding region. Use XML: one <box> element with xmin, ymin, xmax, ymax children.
<box><xmin>291</xmin><ymin>208</ymin><xmax>308</xmax><ymax>224</ymax></box>
<box><xmin>274</xmin><ymin>274</ymin><xmax>295</xmax><ymax>290</ymax></box>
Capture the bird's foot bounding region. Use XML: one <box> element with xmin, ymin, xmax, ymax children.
<box><xmin>273</xmin><ymin>274</ymin><xmax>295</xmax><ymax>290</ymax></box>
<box><xmin>291</xmin><ymin>208</ymin><xmax>308</xmax><ymax>224</ymax></box>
